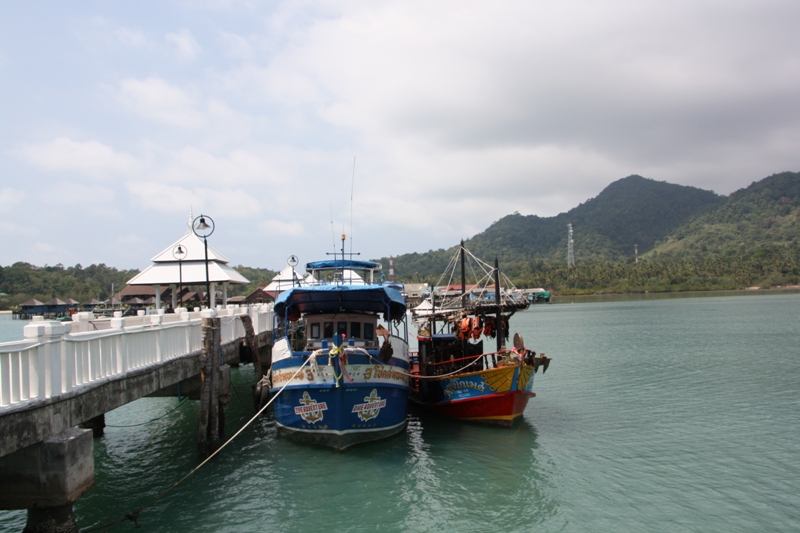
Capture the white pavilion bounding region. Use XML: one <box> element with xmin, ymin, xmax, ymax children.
<box><xmin>127</xmin><ymin>218</ymin><xmax>250</xmax><ymax>310</ymax></box>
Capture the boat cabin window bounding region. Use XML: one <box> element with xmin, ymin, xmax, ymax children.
<box><xmin>337</xmin><ymin>321</ymin><xmax>348</xmax><ymax>337</ymax></box>
<box><xmin>364</xmin><ymin>323</ymin><xmax>374</xmax><ymax>341</ymax></box>
<box><xmin>310</xmin><ymin>323</ymin><xmax>320</xmax><ymax>339</ymax></box>
<box><xmin>323</xmin><ymin>322</ymin><xmax>334</xmax><ymax>338</ymax></box>
<box><xmin>350</xmin><ymin>321</ymin><xmax>361</xmax><ymax>339</ymax></box>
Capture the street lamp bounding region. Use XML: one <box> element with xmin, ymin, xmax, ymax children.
<box><xmin>172</xmin><ymin>244</ymin><xmax>187</xmax><ymax>307</ymax></box>
<box><xmin>192</xmin><ymin>214</ymin><xmax>215</xmax><ymax>309</ymax></box>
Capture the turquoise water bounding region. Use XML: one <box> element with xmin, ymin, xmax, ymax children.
<box><xmin>1</xmin><ymin>293</ymin><xmax>799</xmax><ymax>532</ymax></box>
<box><xmin>0</xmin><ymin>313</ymin><xmax>28</xmax><ymax>343</ymax></box>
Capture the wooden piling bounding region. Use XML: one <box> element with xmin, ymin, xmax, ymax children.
<box><xmin>197</xmin><ymin>316</ymin><xmax>221</xmax><ymax>458</ymax></box>
<box><xmin>240</xmin><ymin>314</ymin><xmax>262</xmax><ymax>379</ymax></box>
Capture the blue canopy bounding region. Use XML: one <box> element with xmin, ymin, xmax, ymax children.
<box><xmin>274</xmin><ymin>284</ymin><xmax>406</xmax><ymax>319</ymax></box>
<box><xmin>305</xmin><ymin>259</ymin><xmax>382</xmax><ymax>271</ymax></box>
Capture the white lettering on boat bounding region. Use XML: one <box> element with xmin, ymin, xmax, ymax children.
<box><xmin>351</xmin><ymin>389</ymin><xmax>387</xmax><ymax>422</ymax></box>
<box><xmin>444</xmin><ymin>379</ymin><xmax>485</xmax><ymax>398</ymax></box>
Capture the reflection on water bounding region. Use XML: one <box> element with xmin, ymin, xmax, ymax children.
<box><xmin>402</xmin><ymin>411</ymin><xmax>560</xmax><ymax>530</ymax></box>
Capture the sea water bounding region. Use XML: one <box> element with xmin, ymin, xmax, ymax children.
<box><xmin>1</xmin><ymin>293</ymin><xmax>799</xmax><ymax>532</ymax></box>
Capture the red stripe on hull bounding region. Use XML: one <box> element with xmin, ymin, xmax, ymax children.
<box><xmin>421</xmin><ymin>390</ymin><xmax>535</xmax><ymax>427</ymax></box>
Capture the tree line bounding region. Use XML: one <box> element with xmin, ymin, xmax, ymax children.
<box><xmin>513</xmin><ymin>246</ymin><xmax>800</xmax><ymax>294</ymax></box>
<box><xmin>393</xmin><ymin>245</ymin><xmax>800</xmax><ymax>294</ymax></box>
<box><xmin>2</xmin><ymin>247</ymin><xmax>797</xmax><ymax>312</ymax></box>
<box><xmin>0</xmin><ymin>262</ymin><xmax>277</xmax><ymax>310</ymax></box>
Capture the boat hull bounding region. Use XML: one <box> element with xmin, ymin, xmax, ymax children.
<box><xmin>411</xmin><ymin>363</ymin><xmax>536</xmax><ymax>426</ymax></box>
<box><xmin>270</xmin><ymin>356</ymin><xmax>410</xmax><ymax>450</ymax></box>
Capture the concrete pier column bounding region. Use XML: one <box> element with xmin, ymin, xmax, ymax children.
<box><xmin>0</xmin><ymin>428</ymin><xmax>94</xmax><ymax>533</ymax></box>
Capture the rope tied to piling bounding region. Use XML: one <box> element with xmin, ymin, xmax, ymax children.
<box><xmin>82</xmin><ymin>356</ymin><xmax>314</xmax><ymax>533</ymax></box>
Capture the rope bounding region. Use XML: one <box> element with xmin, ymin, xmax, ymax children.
<box><xmin>81</xmin><ymin>356</ymin><xmax>313</xmax><ymax>533</ymax></box>
<box><xmin>105</xmin><ymin>398</ymin><xmax>190</xmax><ymax>428</ymax></box>
<box><xmin>342</xmin><ymin>346</ymin><xmax>500</xmax><ymax>380</ymax></box>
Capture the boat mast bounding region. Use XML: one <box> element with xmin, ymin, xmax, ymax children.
<box><xmin>494</xmin><ymin>258</ymin><xmax>504</xmax><ymax>352</ymax></box>
<box><xmin>460</xmin><ymin>240</ymin><xmax>467</xmax><ymax>353</ymax></box>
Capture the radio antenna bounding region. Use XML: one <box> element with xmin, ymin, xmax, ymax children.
<box><xmin>330</xmin><ymin>202</ymin><xmax>336</xmax><ymax>252</ymax></box>
<box><xmin>350</xmin><ymin>156</ymin><xmax>355</xmax><ymax>255</ymax></box>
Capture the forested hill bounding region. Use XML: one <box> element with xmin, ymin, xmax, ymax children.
<box><xmin>648</xmin><ymin>171</ymin><xmax>800</xmax><ymax>260</ymax></box>
<box><xmin>384</xmin><ymin>175</ymin><xmax>724</xmax><ymax>281</ymax></box>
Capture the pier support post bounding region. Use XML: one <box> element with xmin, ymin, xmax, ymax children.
<box><xmin>198</xmin><ymin>313</ymin><xmax>222</xmax><ymax>458</ymax></box>
<box><xmin>79</xmin><ymin>414</ymin><xmax>106</xmax><ymax>438</ymax></box>
<box><xmin>0</xmin><ymin>428</ymin><xmax>94</xmax><ymax>533</ymax></box>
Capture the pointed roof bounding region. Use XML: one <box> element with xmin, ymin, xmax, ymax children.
<box><xmin>44</xmin><ymin>298</ymin><xmax>68</xmax><ymax>306</ymax></box>
<box><xmin>20</xmin><ymin>298</ymin><xmax>44</xmax><ymax>306</ymax></box>
<box><xmin>264</xmin><ymin>265</ymin><xmax>303</xmax><ymax>292</ymax></box>
<box><xmin>150</xmin><ymin>231</ymin><xmax>230</xmax><ymax>264</ymax></box>
<box><xmin>127</xmin><ymin>216</ymin><xmax>249</xmax><ymax>287</ymax></box>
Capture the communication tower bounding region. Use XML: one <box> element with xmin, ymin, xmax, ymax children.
<box><xmin>567</xmin><ymin>224</ymin><xmax>575</xmax><ymax>267</ymax></box>
<box><xmin>389</xmin><ymin>256</ymin><xmax>394</xmax><ymax>282</ymax></box>
<box><xmin>635</xmin><ymin>244</ymin><xmax>639</xmax><ymax>264</ymax></box>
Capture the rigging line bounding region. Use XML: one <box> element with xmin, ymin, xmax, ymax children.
<box><xmin>83</xmin><ymin>356</ymin><xmax>313</xmax><ymax>533</ymax></box>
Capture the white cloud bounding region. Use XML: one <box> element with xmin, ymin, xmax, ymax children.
<box><xmin>29</xmin><ymin>241</ymin><xmax>71</xmax><ymax>260</ymax></box>
<box><xmin>166</xmin><ymin>28</ymin><xmax>201</xmax><ymax>61</ymax></box>
<box><xmin>258</xmin><ymin>219</ymin><xmax>306</xmax><ymax>237</ymax></box>
<box><xmin>15</xmin><ymin>138</ymin><xmax>138</xmax><ymax>177</ymax></box>
<box><xmin>126</xmin><ymin>181</ymin><xmax>261</xmax><ymax>219</ymax></box>
<box><xmin>40</xmin><ymin>183</ymin><xmax>119</xmax><ymax>217</ymax></box>
<box><xmin>0</xmin><ymin>221</ymin><xmax>37</xmax><ymax>236</ymax></box>
<box><xmin>153</xmin><ymin>146</ymin><xmax>282</xmax><ymax>185</ymax></box>
<box><xmin>0</xmin><ymin>188</ymin><xmax>26</xmax><ymax>210</ymax></box>
<box><xmin>118</xmin><ymin>77</ymin><xmax>204</xmax><ymax>128</ymax></box>
<box><xmin>3</xmin><ymin>1</ymin><xmax>800</xmax><ymax>270</ymax></box>
<box><xmin>115</xmin><ymin>27</ymin><xmax>149</xmax><ymax>49</ymax></box>
<box><xmin>219</xmin><ymin>31</ymin><xmax>254</xmax><ymax>61</ymax></box>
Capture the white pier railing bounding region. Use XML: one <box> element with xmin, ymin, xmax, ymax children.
<box><xmin>0</xmin><ymin>304</ymin><xmax>274</xmax><ymax>410</ymax></box>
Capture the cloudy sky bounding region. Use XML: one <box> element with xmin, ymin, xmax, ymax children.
<box><xmin>2</xmin><ymin>1</ymin><xmax>799</xmax><ymax>272</ymax></box>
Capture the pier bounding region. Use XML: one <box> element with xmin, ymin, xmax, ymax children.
<box><xmin>0</xmin><ymin>304</ymin><xmax>274</xmax><ymax>532</ymax></box>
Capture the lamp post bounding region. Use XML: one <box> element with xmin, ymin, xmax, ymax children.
<box><xmin>192</xmin><ymin>214</ymin><xmax>215</xmax><ymax>309</ymax></box>
<box><xmin>172</xmin><ymin>244</ymin><xmax>187</xmax><ymax>307</ymax></box>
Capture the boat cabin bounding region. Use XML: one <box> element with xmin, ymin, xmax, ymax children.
<box><xmin>304</xmin><ymin>312</ymin><xmax>381</xmax><ymax>350</ymax></box>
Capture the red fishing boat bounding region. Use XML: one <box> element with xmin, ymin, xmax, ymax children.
<box><xmin>409</xmin><ymin>243</ymin><xmax>551</xmax><ymax>425</ymax></box>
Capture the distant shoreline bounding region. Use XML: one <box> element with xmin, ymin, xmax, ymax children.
<box><xmin>551</xmin><ymin>285</ymin><xmax>800</xmax><ymax>299</ymax></box>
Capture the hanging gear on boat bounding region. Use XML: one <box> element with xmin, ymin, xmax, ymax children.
<box><xmin>379</xmin><ymin>339</ymin><xmax>393</xmax><ymax>363</ymax></box>
<box><xmin>459</xmin><ymin>317</ymin><xmax>471</xmax><ymax>336</ymax></box>
<box><xmin>483</xmin><ymin>316</ymin><xmax>495</xmax><ymax>338</ymax></box>
<box><xmin>470</xmin><ymin>316</ymin><xmax>482</xmax><ymax>340</ymax></box>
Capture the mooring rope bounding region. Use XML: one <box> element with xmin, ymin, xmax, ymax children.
<box><xmin>81</xmin><ymin>356</ymin><xmax>313</xmax><ymax>533</ymax></box>
<box><xmin>105</xmin><ymin>397</ymin><xmax>190</xmax><ymax>428</ymax></box>
<box><xmin>343</xmin><ymin>346</ymin><xmax>499</xmax><ymax>379</ymax></box>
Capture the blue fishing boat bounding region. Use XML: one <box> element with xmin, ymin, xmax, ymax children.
<box><xmin>269</xmin><ymin>241</ymin><xmax>411</xmax><ymax>450</ymax></box>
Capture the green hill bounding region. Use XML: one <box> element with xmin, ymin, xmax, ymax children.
<box><xmin>386</xmin><ymin>175</ymin><xmax>725</xmax><ymax>281</ymax></box>
<box><xmin>649</xmin><ymin>171</ymin><xmax>800</xmax><ymax>260</ymax></box>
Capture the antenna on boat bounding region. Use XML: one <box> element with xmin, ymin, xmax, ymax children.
<box><xmin>330</xmin><ymin>202</ymin><xmax>336</xmax><ymax>253</ymax></box>
<box><xmin>350</xmin><ymin>156</ymin><xmax>355</xmax><ymax>257</ymax></box>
